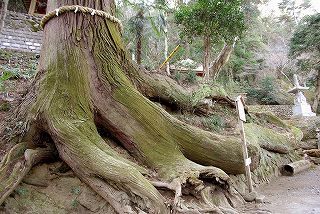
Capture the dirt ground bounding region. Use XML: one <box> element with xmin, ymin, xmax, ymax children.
<box><xmin>241</xmin><ymin>165</ymin><xmax>320</xmax><ymax>214</ymax></box>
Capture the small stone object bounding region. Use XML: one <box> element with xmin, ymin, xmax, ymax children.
<box><xmin>255</xmin><ymin>194</ymin><xmax>265</xmax><ymax>203</ymax></box>
<box><xmin>243</xmin><ymin>191</ymin><xmax>258</xmax><ymax>202</ymax></box>
<box><xmin>288</xmin><ymin>74</ymin><xmax>316</xmax><ymax>117</ymax></box>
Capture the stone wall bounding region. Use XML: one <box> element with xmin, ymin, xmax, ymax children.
<box><xmin>0</xmin><ymin>11</ymin><xmax>43</xmax><ymax>53</ymax></box>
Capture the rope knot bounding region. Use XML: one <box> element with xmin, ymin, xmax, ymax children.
<box><xmin>55</xmin><ymin>8</ymin><xmax>60</xmax><ymax>16</ymax></box>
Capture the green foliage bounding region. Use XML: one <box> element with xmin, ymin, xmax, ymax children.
<box><xmin>0</xmin><ymin>102</ymin><xmax>10</xmax><ymax>111</ymax></box>
<box><xmin>128</xmin><ymin>5</ymin><xmax>146</xmax><ymax>39</ymax></box>
<box><xmin>71</xmin><ymin>199</ymin><xmax>79</xmax><ymax>208</ymax></box>
<box><xmin>278</xmin><ymin>0</ymin><xmax>311</xmax><ymax>29</ymax></box>
<box><xmin>14</xmin><ymin>187</ymin><xmax>28</xmax><ymax>196</ymax></box>
<box><xmin>71</xmin><ymin>186</ymin><xmax>81</xmax><ymax>195</ymax></box>
<box><xmin>229</xmin><ymin>42</ymin><xmax>256</xmax><ymax>73</ymax></box>
<box><xmin>0</xmin><ymin>70</ymin><xmax>18</xmax><ymax>81</ymax></box>
<box><xmin>174</xmin><ymin>0</ymin><xmax>246</xmax><ymax>43</ymax></box>
<box><xmin>246</xmin><ymin>76</ymin><xmax>279</xmax><ymax>104</ymax></box>
<box><xmin>0</xmin><ymin>50</ymin><xmax>37</xmax><ymax>79</ymax></box>
<box><xmin>289</xmin><ymin>13</ymin><xmax>320</xmax><ymax>99</ymax></box>
<box><xmin>202</xmin><ymin>115</ymin><xmax>225</xmax><ymax>132</ymax></box>
<box><xmin>174</xmin><ymin>71</ymin><xmax>182</xmax><ymax>82</ymax></box>
<box><xmin>186</xmin><ymin>70</ymin><xmax>197</xmax><ymax>83</ymax></box>
<box><xmin>0</xmin><ymin>50</ymin><xmax>38</xmax><ymax>95</ymax></box>
<box><xmin>289</xmin><ymin>13</ymin><xmax>320</xmax><ymax>62</ymax></box>
<box><xmin>0</xmin><ymin>70</ymin><xmax>17</xmax><ymax>92</ymax></box>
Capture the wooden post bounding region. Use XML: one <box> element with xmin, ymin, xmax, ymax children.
<box><xmin>235</xmin><ymin>95</ymin><xmax>253</xmax><ymax>193</ymax></box>
<box><xmin>28</xmin><ymin>0</ymin><xmax>37</xmax><ymax>15</ymax></box>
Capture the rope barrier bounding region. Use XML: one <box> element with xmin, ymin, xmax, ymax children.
<box><xmin>41</xmin><ymin>5</ymin><xmax>123</xmax><ymax>32</ymax></box>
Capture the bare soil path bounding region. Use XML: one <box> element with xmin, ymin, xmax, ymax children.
<box><xmin>241</xmin><ymin>165</ymin><xmax>320</xmax><ymax>214</ymax></box>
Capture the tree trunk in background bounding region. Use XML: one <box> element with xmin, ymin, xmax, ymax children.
<box><xmin>135</xmin><ymin>9</ymin><xmax>144</xmax><ymax>65</ymax></box>
<box><xmin>136</xmin><ymin>35</ymin><xmax>142</xmax><ymax>64</ymax></box>
<box><xmin>163</xmin><ymin>12</ymin><xmax>170</xmax><ymax>75</ymax></box>
<box><xmin>312</xmin><ymin>69</ymin><xmax>320</xmax><ymax>113</ymax></box>
<box><xmin>210</xmin><ymin>38</ymin><xmax>237</xmax><ymax>80</ymax></box>
<box><xmin>203</xmin><ymin>35</ymin><xmax>211</xmax><ymax>81</ymax></box>
<box><xmin>0</xmin><ymin>0</ymin><xmax>8</xmax><ymax>32</ymax></box>
<box><xmin>164</xmin><ymin>33</ymin><xmax>170</xmax><ymax>75</ymax></box>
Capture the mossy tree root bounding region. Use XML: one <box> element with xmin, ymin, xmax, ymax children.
<box><xmin>1</xmin><ymin>1</ymin><xmax>249</xmax><ymax>212</ymax></box>
<box><xmin>0</xmin><ymin>142</ymin><xmax>54</xmax><ymax>205</ymax></box>
<box><xmin>150</xmin><ymin>166</ymin><xmax>237</xmax><ymax>214</ymax></box>
<box><xmin>46</xmin><ymin>117</ymin><xmax>168</xmax><ymax>213</ymax></box>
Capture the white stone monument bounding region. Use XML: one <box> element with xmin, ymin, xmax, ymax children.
<box><xmin>288</xmin><ymin>74</ymin><xmax>316</xmax><ymax>117</ymax></box>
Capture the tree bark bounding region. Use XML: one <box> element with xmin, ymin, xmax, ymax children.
<box><xmin>210</xmin><ymin>38</ymin><xmax>237</xmax><ymax>80</ymax></box>
<box><xmin>135</xmin><ymin>9</ymin><xmax>144</xmax><ymax>65</ymax></box>
<box><xmin>203</xmin><ymin>35</ymin><xmax>211</xmax><ymax>81</ymax></box>
<box><xmin>0</xmin><ymin>0</ymin><xmax>8</xmax><ymax>32</ymax></box>
<box><xmin>0</xmin><ymin>1</ymin><xmax>254</xmax><ymax>212</ymax></box>
<box><xmin>163</xmin><ymin>12</ymin><xmax>170</xmax><ymax>75</ymax></box>
<box><xmin>102</xmin><ymin>0</ymin><xmax>115</xmax><ymax>15</ymax></box>
<box><xmin>164</xmin><ymin>34</ymin><xmax>170</xmax><ymax>75</ymax></box>
<box><xmin>312</xmin><ymin>69</ymin><xmax>320</xmax><ymax>113</ymax></box>
<box><xmin>136</xmin><ymin>33</ymin><xmax>142</xmax><ymax>64</ymax></box>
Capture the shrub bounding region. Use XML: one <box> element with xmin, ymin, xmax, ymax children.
<box><xmin>186</xmin><ymin>70</ymin><xmax>197</xmax><ymax>83</ymax></box>
<box><xmin>14</xmin><ymin>187</ymin><xmax>28</xmax><ymax>196</ymax></box>
<box><xmin>71</xmin><ymin>186</ymin><xmax>81</xmax><ymax>195</ymax></box>
<box><xmin>174</xmin><ymin>71</ymin><xmax>182</xmax><ymax>82</ymax></box>
<box><xmin>246</xmin><ymin>76</ymin><xmax>278</xmax><ymax>104</ymax></box>
<box><xmin>0</xmin><ymin>102</ymin><xmax>11</xmax><ymax>111</ymax></box>
<box><xmin>202</xmin><ymin>115</ymin><xmax>225</xmax><ymax>132</ymax></box>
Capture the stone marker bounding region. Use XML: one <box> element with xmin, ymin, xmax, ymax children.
<box><xmin>288</xmin><ymin>74</ymin><xmax>316</xmax><ymax>117</ymax></box>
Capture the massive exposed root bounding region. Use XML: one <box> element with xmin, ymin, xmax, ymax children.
<box><xmin>0</xmin><ymin>1</ymin><xmax>255</xmax><ymax>213</ymax></box>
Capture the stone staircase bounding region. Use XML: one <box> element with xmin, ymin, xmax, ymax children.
<box><xmin>0</xmin><ymin>11</ymin><xmax>43</xmax><ymax>53</ymax></box>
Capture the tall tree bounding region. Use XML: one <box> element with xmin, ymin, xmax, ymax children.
<box><xmin>0</xmin><ymin>0</ymin><xmax>260</xmax><ymax>213</ymax></box>
<box><xmin>289</xmin><ymin>13</ymin><xmax>320</xmax><ymax>113</ymax></box>
<box><xmin>0</xmin><ymin>0</ymin><xmax>8</xmax><ymax>32</ymax></box>
<box><xmin>155</xmin><ymin>0</ymin><xmax>170</xmax><ymax>75</ymax></box>
<box><xmin>175</xmin><ymin>0</ymin><xmax>245</xmax><ymax>80</ymax></box>
<box><xmin>278</xmin><ymin>0</ymin><xmax>311</xmax><ymax>32</ymax></box>
<box><xmin>128</xmin><ymin>4</ymin><xmax>145</xmax><ymax>64</ymax></box>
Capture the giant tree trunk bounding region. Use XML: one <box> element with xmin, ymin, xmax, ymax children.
<box><xmin>0</xmin><ymin>0</ymin><xmax>8</xmax><ymax>32</ymax></box>
<box><xmin>312</xmin><ymin>69</ymin><xmax>320</xmax><ymax>113</ymax></box>
<box><xmin>210</xmin><ymin>39</ymin><xmax>237</xmax><ymax>80</ymax></box>
<box><xmin>0</xmin><ymin>1</ymin><xmax>259</xmax><ymax>213</ymax></box>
